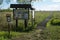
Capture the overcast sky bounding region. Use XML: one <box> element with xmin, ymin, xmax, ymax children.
<box><xmin>0</xmin><ymin>0</ymin><xmax>60</xmax><ymax>11</ymax></box>
<box><xmin>32</xmin><ymin>0</ymin><xmax>60</xmax><ymax>11</ymax></box>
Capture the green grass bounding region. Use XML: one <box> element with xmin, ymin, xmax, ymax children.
<box><xmin>35</xmin><ymin>11</ymin><xmax>51</xmax><ymax>24</ymax></box>
<box><xmin>0</xmin><ymin>31</ymin><xmax>25</xmax><ymax>40</ymax></box>
<box><xmin>0</xmin><ymin>11</ymin><xmax>60</xmax><ymax>40</ymax></box>
<box><xmin>46</xmin><ymin>24</ymin><xmax>60</xmax><ymax>40</ymax></box>
<box><xmin>0</xmin><ymin>11</ymin><xmax>51</xmax><ymax>40</ymax></box>
<box><xmin>0</xmin><ymin>11</ymin><xmax>50</xmax><ymax>31</ymax></box>
<box><xmin>46</xmin><ymin>11</ymin><xmax>60</xmax><ymax>40</ymax></box>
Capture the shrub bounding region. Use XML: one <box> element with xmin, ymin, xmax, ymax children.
<box><xmin>51</xmin><ymin>18</ymin><xmax>60</xmax><ymax>25</ymax></box>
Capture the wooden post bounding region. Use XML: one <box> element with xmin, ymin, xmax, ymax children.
<box><xmin>32</xmin><ymin>10</ymin><xmax>35</xmax><ymax>27</ymax></box>
<box><xmin>8</xmin><ymin>22</ymin><xmax>11</xmax><ymax>38</ymax></box>
<box><xmin>24</xmin><ymin>19</ymin><xmax>27</xmax><ymax>29</ymax></box>
<box><xmin>15</xmin><ymin>8</ymin><xmax>18</xmax><ymax>31</ymax></box>
<box><xmin>24</xmin><ymin>8</ymin><xmax>29</xmax><ymax>30</ymax></box>
<box><xmin>16</xmin><ymin>19</ymin><xmax>18</xmax><ymax>31</ymax></box>
<box><xmin>6</xmin><ymin>14</ymin><xmax>11</xmax><ymax>38</ymax></box>
<box><xmin>32</xmin><ymin>10</ymin><xmax>34</xmax><ymax>19</ymax></box>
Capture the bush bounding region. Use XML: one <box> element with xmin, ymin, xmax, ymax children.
<box><xmin>0</xmin><ymin>9</ymin><xmax>12</xmax><ymax>12</ymax></box>
<box><xmin>51</xmin><ymin>18</ymin><xmax>60</xmax><ymax>25</ymax></box>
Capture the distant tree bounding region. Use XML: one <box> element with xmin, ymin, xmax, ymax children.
<box><xmin>0</xmin><ymin>0</ymin><xmax>3</xmax><ymax>5</ymax></box>
<box><xmin>17</xmin><ymin>0</ymin><xmax>32</xmax><ymax>4</ymax></box>
<box><xmin>6</xmin><ymin>0</ymin><xmax>10</xmax><ymax>4</ymax></box>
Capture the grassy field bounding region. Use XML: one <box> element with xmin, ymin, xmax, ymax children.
<box><xmin>0</xmin><ymin>11</ymin><xmax>51</xmax><ymax>40</ymax></box>
<box><xmin>0</xmin><ymin>11</ymin><xmax>51</xmax><ymax>31</ymax></box>
<box><xmin>0</xmin><ymin>11</ymin><xmax>60</xmax><ymax>40</ymax></box>
<box><xmin>46</xmin><ymin>11</ymin><xmax>60</xmax><ymax>40</ymax></box>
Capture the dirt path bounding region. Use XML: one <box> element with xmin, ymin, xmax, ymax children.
<box><xmin>37</xmin><ymin>14</ymin><xmax>52</xmax><ymax>29</ymax></box>
<box><xmin>10</xmin><ymin>14</ymin><xmax>53</xmax><ymax>40</ymax></box>
<box><xmin>35</xmin><ymin>14</ymin><xmax>53</xmax><ymax>40</ymax></box>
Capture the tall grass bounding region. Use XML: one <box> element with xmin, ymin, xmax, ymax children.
<box><xmin>46</xmin><ymin>11</ymin><xmax>60</xmax><ymax>40</ymax></box>
<box><xmin>0</xmin><ymin>11</ymin><xmax>50</xmax><ymax>40</ymax></box>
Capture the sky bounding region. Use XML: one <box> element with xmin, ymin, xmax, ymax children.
<box><xmin>32</xmin><ymin>0</ymin><xmax>60</xmax><ymax>11</ymax></box>
<box><xmin>0</xmin><ymin>0</ymin><xmax>60</xmax><ymax>11</ymax></box>
<box><xmin>0</xmin><ymin>0</ymin><xmax>17</xmax><ymax>9</ymax></box>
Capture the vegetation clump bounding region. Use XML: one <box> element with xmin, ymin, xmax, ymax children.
<box><xmin>51</xmin><ymin>18</ymin><xmax>60</xmax><ymax>25</ymax></box>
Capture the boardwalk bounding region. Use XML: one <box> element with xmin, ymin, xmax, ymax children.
<box><xmin>10</xmin><ymin>14</ymin><xmax>53</xmax><ymax>40</ymax></box>
<box><xmin>37</xmin><ymin>14</ymin><xmax>52</xmax><ymax>29</ymax></box>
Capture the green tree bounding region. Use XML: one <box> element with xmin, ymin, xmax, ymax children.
<box><xmin>0</xmin><ymin>0</ymin><xmax>3</xmax><ymax>5</ymax></box>
<box><xmin>6</xmin><ymin>0</ymin><xmax>10</xmax><ymax>4</ymax></box>
<box><xmin>17</xmin><ymin>0</ymin><xmax>32</xmax><ymax>4</ymax></box>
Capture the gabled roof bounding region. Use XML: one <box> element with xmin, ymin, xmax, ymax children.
<box><xmin>10</xmin><ymin>4</ymin><xmax>34</xmax><ymax>10</ymax></box>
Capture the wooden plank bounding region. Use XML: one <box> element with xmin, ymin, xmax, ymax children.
<box><xmin>10</xmin><ymin>4</ymin><xmax>32</xmax><ymax>8</ymax></box>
